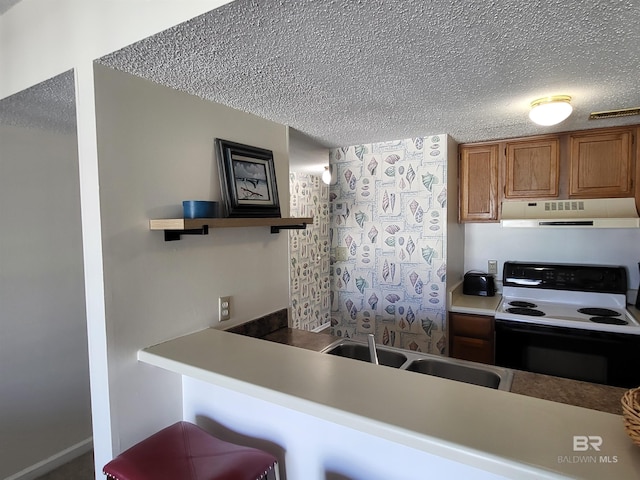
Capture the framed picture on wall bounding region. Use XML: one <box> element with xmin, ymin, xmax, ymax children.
<box><xmin>215</xmin><ymin>138</ymin><xmax>281</xmax><ymax>218</ymax></box>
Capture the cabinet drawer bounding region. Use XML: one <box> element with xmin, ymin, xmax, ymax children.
<box><xmin>449</xmin><ymin>313</ymin><xmax>494</xmax><ymax>339</ymax></box>
<box><xmin>451</xmin><ymin>336</ymin><xmax>494</xmax><ymax>364</ymax></box>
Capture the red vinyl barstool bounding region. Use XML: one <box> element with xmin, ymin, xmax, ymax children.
<box><xmin>103</xmin><ymin>421</ymin><xmax>280</xmax><ymax>480</ymax></box>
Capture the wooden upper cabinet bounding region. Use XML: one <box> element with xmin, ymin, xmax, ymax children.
<box><xmin>459</xmin><ymin>144</ymin><xmax>499</xmax><ymax>222</ymax></box>
<box><xmin>569</xmin><ymin>129</ymin><xmax>634</xmax><ymax>198</ymax></box>
<box><xmin>458</xmin><ymin>125</ymin><xmax>638</xmax><ymax>222</ymax></box>
<box><xmin>505</xmin><ymin>138</ymin><xmax>560</xmax><ymax>198</ymax></box>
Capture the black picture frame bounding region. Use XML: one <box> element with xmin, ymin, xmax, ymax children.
<box><xmin>215</xmin><ymin>138</ymin><xmax>281</xmax><ymax>218</ymax></box>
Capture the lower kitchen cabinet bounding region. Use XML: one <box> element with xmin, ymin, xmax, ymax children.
<box><xmin>449</xmin><ymin>312</ymin><xmax>495</xmax><ymax>364</ymax></box>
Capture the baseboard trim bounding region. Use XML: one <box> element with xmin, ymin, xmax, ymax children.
<box><xmin>5</xmin><ymin>437</ymin><xmax>93</xmax><ymax>480</ymax></box>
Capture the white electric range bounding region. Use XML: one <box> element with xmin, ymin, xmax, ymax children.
<box><xmin>496</xmin><ymin>286</ymin><xmax>640</xmax><ymax>335</ymax></box>
<box><xmin>494</xmin><ymin>261</ymin><xmax>640</xmax><ymax>387</ymax></box>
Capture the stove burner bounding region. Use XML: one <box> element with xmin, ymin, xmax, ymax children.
<box><xmin>589</xmin><ymin>316</ymin><xmax>628</xmax><ymax>325</ymax></box>
<box><xmin>577</xmin><ymin>308</ymin><xmax>621</xmax><ymax>317</ymax></box>
<box><xmin>506</xmin><ymin>307</ymin><xmax>545</xmax><ymax>316</ymax></box>
<box><xmin>509</xmin><ymin>301</ymin><xmax>538</xmax><ymax>308</ymax></box>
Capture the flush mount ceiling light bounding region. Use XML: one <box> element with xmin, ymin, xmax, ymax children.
<box><xmin>322</xmin><ymin>166</ymin><xmax>332</xmax><ymax>185</ymax></box>
<box><xmin>529</xmin><ymin>95</ymin><xmax>572</xmax><ymax>126</ymax></box>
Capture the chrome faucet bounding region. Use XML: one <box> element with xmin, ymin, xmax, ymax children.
<box><xmin>367</xmin><ymin>334</ymin><xmax>379</xmax><ymax>365</ymax></box>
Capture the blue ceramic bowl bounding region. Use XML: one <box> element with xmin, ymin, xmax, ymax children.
<box><xmin>182</xmin><ymin>201</ymin><xmax>219</xmax><ymax>219</ymax></box>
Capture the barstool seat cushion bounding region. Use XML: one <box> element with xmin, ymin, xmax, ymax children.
<box><xmin>103</xmin><ymin>421</ymin><xmax>278</xmax><ymax>480</ymax></box>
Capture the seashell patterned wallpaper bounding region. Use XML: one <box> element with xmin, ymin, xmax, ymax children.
<box><xmin>328</xmin><ymin>136</ymin><xmax>448</xmax><ymax>355</ymax></box>
<box><xmin>288</xmin><ymin>173</ymin><xmax>331</xmax><ymax>331</ymax></box>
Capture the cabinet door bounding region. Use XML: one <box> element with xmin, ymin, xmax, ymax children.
<box><xmin>449</xmin><ymin>312</ymin><xmax>494</xmax><ymax>340</ymax></box>
<box><xmin>569</xmin><ymin>130</ymin><xmax>634</xmax><ymax>197</ymax></box>
<box><xmin>448</xmin><ymin>312</ymin><xmax>495</xmax><ymax>364</ymax></box>
<box><xmin>459</xmin><ymin>144</ymin><xmax>499</xmax><ymax>222</ymax></box>
<box><xmin>451</xmin><ymin>337</ymin><xmax>494</xmax><ymax>365</ymax></box>
<box><xmin>505</xmin><ymin>138</ymin><xmax>559</xmax><ymax>198</ymax></box>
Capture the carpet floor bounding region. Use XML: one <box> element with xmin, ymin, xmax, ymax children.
<box><xmin>35</xmin><ymin>451</ymin><xmax>94</xmax><ymax>480</ymax></box>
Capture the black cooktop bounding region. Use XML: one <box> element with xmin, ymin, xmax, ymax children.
<box><xmin>590</xmin><ymin>316</ymin><xmax>629</xmax><ymax>325</ymax></box>
<box><xmin>509</xmin><ymin>301</ymin><xmax>538</xmax><ymax>308</ymax></box>
<box><xmin>577</xmin><ymin>307</ymin><xmax>621</xmax><ymax>317</ymax></box>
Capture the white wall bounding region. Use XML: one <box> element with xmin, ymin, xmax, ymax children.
<box><xmin>93</xmin><ymin>63</ymin><xmax>291</xmax><ymax>457</ymax></box>
<box><xmin>289</xmin><ymin>128</ymin><xmax>330</xmax><ymax>175</ymax></box>
<box><xmin>464</xmin><ymin>223</ymin><xmax>640</xmax><ymax>296</ymax></box>
<box><xmin>446</xmin><ymin>135</ymin><xmax>465</xmax><ymax>292</ymax></box>
<box><xmin>182</xmin><ymin>377</ymin><xmax>509</xmax><ymax>480</ymax></box>
<box><xmin>0</xmin><ymin>0</ymin><xmax>233</xmax><ymax>100</ymax></box>
<box><xmin>0</xmin><ymin>2</ymin><xmax>238</xmax><ymax>473</ymax></box>
<box><xmin>0</xmin><ymin>122</ymin><xmax>91</xmax><ymax>479</ymax></box>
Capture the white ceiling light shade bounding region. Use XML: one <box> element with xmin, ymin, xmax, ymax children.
<box><xmin>322</xmin><ymin>166</ymin><xmax>332</xmax><ymax>185</ymax></box>
<box><xmin>529</xmin><ymin>95</ymin><xmax>572</xmax><ymax>126</ymax></box>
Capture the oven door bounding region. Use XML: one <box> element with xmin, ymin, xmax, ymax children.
<box><xmin>495</xmin><ymin>319</ymin><xmax>640</xmax><ymax>388</ymax></box>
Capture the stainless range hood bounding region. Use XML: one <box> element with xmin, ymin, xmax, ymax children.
<box><xmin>501</xmin><ymin>198</ymin><xmax>640</xmax><ymax>228</ymax></box>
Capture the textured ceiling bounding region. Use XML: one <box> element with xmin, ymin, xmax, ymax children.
<box><xmin>97</xmin><ymin>0</ymin><xmax>640</xmax><ymax>149</ymax></box>
<box><xmin>3</xmin><ymin>1</ymin><xmax>638</xmax><ymax>153</ymax></box>
<box><xmin>0</xmin><ymin>0</ymin><xmax>21</xmax><ymax>15</ymax></box>
<box><xmin>0</xmin><ymin>70</ymin><xmax>76</xmax><ymax>134</ymax></box>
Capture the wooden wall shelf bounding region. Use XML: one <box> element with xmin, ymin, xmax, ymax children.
<box><xmin>149</xmin><ymin>217</ymin><xmax>313</xmax><ymax>241</ymax></box>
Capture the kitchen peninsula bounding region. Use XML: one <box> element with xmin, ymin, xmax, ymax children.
<box><xmin>139</xmin><ymin>327</ymin><xmax>640</xmax><ymax>479</ymax></box>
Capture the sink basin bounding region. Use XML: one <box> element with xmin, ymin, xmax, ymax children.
<box><xmin>325</xmin><ymin>343</ymin><xmax>407</xmax><ymax>368</ymax></box>
<box><xmin>405</xmin><ymin>358</ymin><xmax>502</xmax><ymax>389</ymax></box>
<box><xmin>321</xmin><ymin>339</ymin><xmax>513</xmax><ymax>391</ymax></box>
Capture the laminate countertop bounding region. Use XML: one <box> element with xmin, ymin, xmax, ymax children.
<box><xmin>140</xmin><ymin>328</ymin><xmax>640</xmax><ymax>480</ymax></box>
<box><xmin>447</xmin><ymin>280</ymin><xmax>502</xmax><ymax>316</ymax></box>
<box><xmin>262</xmin><ymin>327</ymin><xmax>628</xmax><ymax>416</ymax></box>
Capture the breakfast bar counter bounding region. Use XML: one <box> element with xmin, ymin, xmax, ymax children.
<box><xmin>139</xmin><ymin>327</ymin><xmax>640</xmax><ymax>479</ymax></box>
<box><xmin>263</xmin><ymin>327</ymin><xmax>628</xmax><ymax>415</ymax></box>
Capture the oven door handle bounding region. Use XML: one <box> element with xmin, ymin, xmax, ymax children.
<box><xmin>495</xmin><ymin>320</ymin><xmax>622</xmax><ymax>342</ymax></box>
<box><xmin>496</xmin><ymin>320</ymin><xmax>570</xmax><ymax>335</ymax></box>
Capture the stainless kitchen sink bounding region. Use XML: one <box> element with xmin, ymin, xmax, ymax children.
<box><xmin>325</xmin><ymin>343</ymin><xmax>408</xmax><ymax>368</ymax></box>
<box><xmin>405</xmin><ymin>358</ymin><xmax>502</xmax><ymax>389</ymax></box>
<box><xmin>321</xmin><ymin>339</ymin><xmax>513</xmax><ymax>391</ymax></box>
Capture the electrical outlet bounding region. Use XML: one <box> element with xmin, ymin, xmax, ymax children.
<box><xmin>488</xmin><ymin>260</ymin><xmax>498</xmax><ymax>275</ymax></box>
<box><xmin>219</xmin><ymin>296</ymin><xmax>231</xmax><ymax>321</ymax></box>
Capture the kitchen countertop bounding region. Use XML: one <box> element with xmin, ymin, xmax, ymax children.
<box><xmin>447</xmin><ymin>280</ymin><xmax>502</xmax><ymax>315</ymax></box>
<box><xmin>262</xmin><ymin>326</ymin><xmax>337</xmax><ymax>350</ymax></box>
<box><xmin>510</xmin><ymin>370</ymin><xmax>628</xmax><ymax>415</ymax></box>
<box><xmin>139</xmin><ymin>328</ymin><xmax>640</xmax><ymax>479</ymax></box>
<box><xmin>263</xmin><ymin>327</ymin><xmax>628</xmax><ymax>415</ymax></box>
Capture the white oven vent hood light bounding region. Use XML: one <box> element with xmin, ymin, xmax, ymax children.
<box><xmin>501</xmin><ymin>198</ymin><xmax>640</xmax><ymax>228</ymax></box>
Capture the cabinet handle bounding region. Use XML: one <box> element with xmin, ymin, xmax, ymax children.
<box><xmin>458</xmin><ymin>337</ymin><xmax>485</xmax><ymax>347</ymax></box>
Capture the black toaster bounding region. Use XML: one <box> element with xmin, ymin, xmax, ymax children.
<box><xmin>463</xmin><ymin>271</ymin><xmax>496</xmax><ymax>297</ymax></box>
